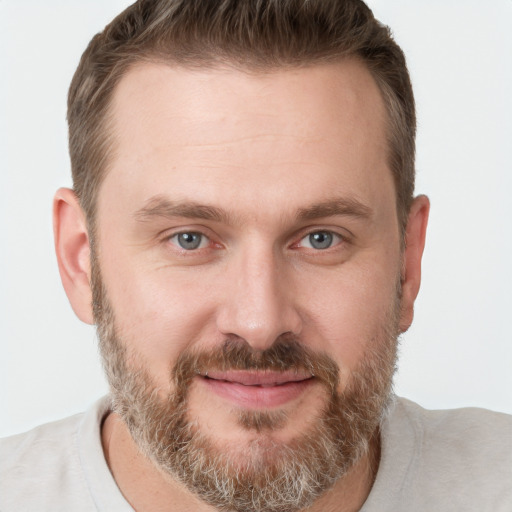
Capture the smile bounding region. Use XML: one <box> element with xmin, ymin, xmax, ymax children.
<box><xmin>198</xmin><ymin>370</ymin><xmax>315</xmax><ymax>409</ymax></box>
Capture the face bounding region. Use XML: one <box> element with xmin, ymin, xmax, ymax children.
<box><xmin>92</xmin><ymin>59</ymin><xmax>404</xmax><ymax>510</ymax></box>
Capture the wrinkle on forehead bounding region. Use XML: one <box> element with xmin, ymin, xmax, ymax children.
<box><xmin>99</xmin><ymin>59</ymin><xmax>395</xmax><ymax>236</ymax></box>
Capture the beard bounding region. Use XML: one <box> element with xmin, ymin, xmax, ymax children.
<box><xmin>91</xmin><ymin>257</ymin><xmax>400</xmax><ymax>512</ymax></box>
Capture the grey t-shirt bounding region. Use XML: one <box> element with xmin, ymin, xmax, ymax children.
<box><xmin>1</xmin><ymin>396</ymin><xmax>511</xmax><ymax>511</ymax></box>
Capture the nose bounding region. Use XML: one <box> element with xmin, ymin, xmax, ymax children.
<box><xmin>216</xmin><ymin>244</ymin><xmax>302</xmax><ymax>351</ymax></box>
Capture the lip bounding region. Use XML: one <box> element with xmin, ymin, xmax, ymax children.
<box><xmin>198</xmin><ymin>370</ymin><xmax>315</xmax><ymax>409</ymax></box>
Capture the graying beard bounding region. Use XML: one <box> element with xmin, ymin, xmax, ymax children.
<box><xmin>237</xmin><ymin>409</ymin><xmax>288</xmax><ymax>432</ymax></box>
<box><xmin>99</xmin><ymin>334</ymin><xmax>395</xmax><ymax>512</ymax></box>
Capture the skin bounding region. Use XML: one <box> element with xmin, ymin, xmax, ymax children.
<box><xmin>54</xmin><ymin>59</ymin><xmax>429</xmax><ymax>511</ymax></box>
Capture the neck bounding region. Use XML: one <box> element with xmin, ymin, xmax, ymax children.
<box><xmin>101</xmin><ymin>412</ymin><xmax>380</xmax><ymax>512</ymax></box>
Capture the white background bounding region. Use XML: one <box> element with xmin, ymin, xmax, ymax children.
<box><xmin>1</xmin><ymin>0</ymin><xmax>511</xmax><ymax>438</ymax></box>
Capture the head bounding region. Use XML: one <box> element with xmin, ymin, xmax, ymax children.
<box><xmin>54</xmin><ymin>1</ymin><xmax>429</xmax><ymax>511</ymax></box>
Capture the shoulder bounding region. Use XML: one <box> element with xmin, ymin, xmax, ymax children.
<box><xmin>398</xmin><ymin>397</ymin><xmax>512</xmax><ymax>469</ymax></box>
<box><xmin>0</xmin><ymin>398</ymin><xmax>111</xmax><ymax>512</ymax></box>
<box><xmin>0</xmin><ymin>411</ymin><xmax>85</xmax><ymax>466</ymax></box>
<box><xmin>0</xmin><ymin>411</ymin><xmax>87</xmax><ymax>484</ymax></box>
<box><xmin>364</xmin><ymin>397</ymin><xmax>512</xmax><ymax>512</ymax></box>
<box><xmin>382</xmin><ymin>398</ymin><xmax>512</xmax><ymax>512</ymax></box>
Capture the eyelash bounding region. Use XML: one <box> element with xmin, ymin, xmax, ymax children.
<box><xmin>295</xmin><ymin>230</ymin><xmax>344</xmax><ymax>251</ymax></box>
<box><xmin>166</xmin><ymin>231</ymin><xmax>218</xmax><ymax>253</ymax></box>
<box><xmin>165</xmin><ymin>228</ymin><xmax>346</xmax><ymax>253</ymax></box>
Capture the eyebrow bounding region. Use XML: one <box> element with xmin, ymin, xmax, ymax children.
<box><xmin>296</xmin><ymin>197</ymin><xmax>373</xmax><ymax>222</ymax></box>
<box><xmin>134</xmin><ymin>195</ymin><xmax>372</xmax><ymax>225</ymax></box>
<box><xmin>134</xmin><ymin>196</ymin><xmax>231</xmax><ymax>224</ymax></box>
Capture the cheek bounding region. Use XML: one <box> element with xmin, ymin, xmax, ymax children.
<box><xmin>100</xmin><ymin>258</ymin><xmax>222</xmax><ymax>387</ymax></box>
<box><xmin>297</xmin><ymin>259</ymin><xmax>400</xmax><ymax>371</ymax></box>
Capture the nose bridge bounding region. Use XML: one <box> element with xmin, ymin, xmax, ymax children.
<box><xmin>216</xmin><ymin>241</ymin><xmax>301</xmax><ymax>349</ymax></box>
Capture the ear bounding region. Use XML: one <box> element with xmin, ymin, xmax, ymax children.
<box><xmin>53</xmin><ymin>188</ymin><xmax>94</xmax><ymax>324</ymax></box>
<box><xmin>399</xmin><ymin>195</ymin><xmax>430</xmax><ymax>333</ymax></box>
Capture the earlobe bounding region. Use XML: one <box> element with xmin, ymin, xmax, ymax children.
<box><xmin>53</xmin><ymin>188</ymin><xmax>94</xmax><ymax>324</ymax></box>
<box><xmin>399</xmin><ymin>195</ymin><xmax>430</xmax><ymax>333</ymax></box>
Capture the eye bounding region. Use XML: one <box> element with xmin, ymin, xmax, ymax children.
<box><xmin>299</xmin><ymin>231</ymin><xmax>342</xmax><ymax>250</ymax></box>
<box><xmin>170</xmin><ymin>232</ymin><xmax>209</xmax><ymax>250</ymax></box>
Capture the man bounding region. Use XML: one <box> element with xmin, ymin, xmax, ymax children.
<box><xmin>1</xmin><ymin>1</ymin><xmax>510</xmax><ymax>511</ymax></box>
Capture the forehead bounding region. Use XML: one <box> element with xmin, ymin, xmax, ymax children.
<box><xmin>100</xmin><ymin>59</ymin><xmax>392</xmax><ymax>225</ymax></box>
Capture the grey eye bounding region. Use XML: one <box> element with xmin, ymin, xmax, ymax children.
<box><xmin>173</xmin><ymin>232</ymin><xmax>206</xmax><ymax>250</ymax></box>
<box><xmin>309</xmin><ymin>232</ymin><xmax>333</xmax><ymax>249</ymax></box>
<box><xmin>304</xmin><ymin>231</ymin><xmax>338</xmax><ymax>250</ymax></box>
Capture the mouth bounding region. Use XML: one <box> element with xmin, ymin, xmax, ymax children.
<box><xmin>198</xmin><ymin>370</ymin><xmax>315</xmax><ymax>409</ymax></box>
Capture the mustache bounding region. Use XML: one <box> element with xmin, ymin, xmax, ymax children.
<box><xmin>172</xmin><ymin>335</ymin><xmax>340</xmax><ymax>393</ymax></box>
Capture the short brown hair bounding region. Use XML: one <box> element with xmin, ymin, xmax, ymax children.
<box><xmin>68</xmin><ymin>0</ymin><xmax>415</xmax><ymax>234</ymax></box>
